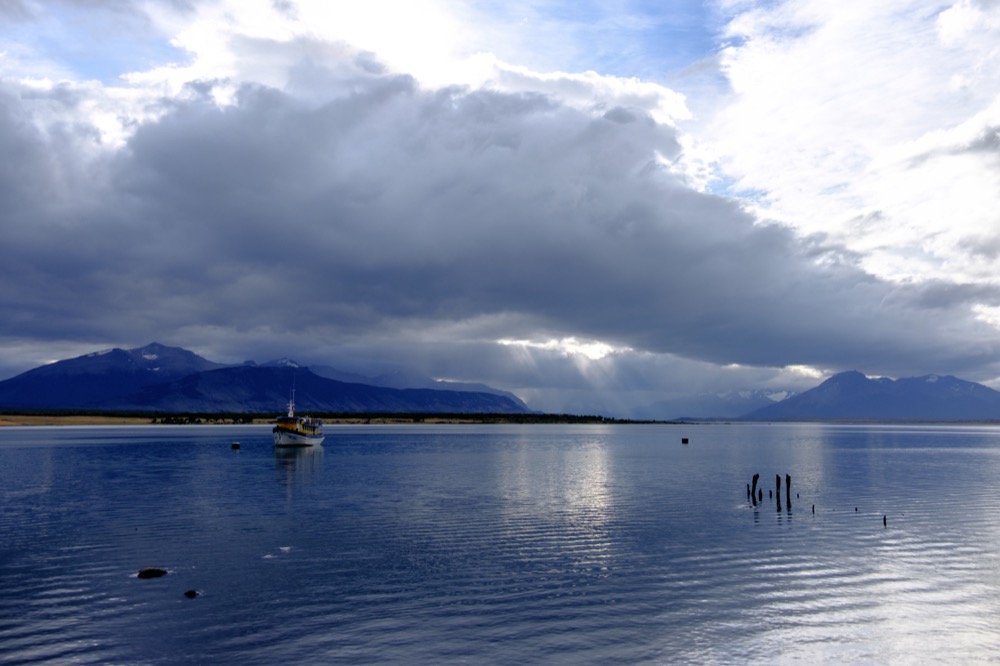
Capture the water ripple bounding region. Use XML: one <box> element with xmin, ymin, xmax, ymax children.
<box><xmin>3</xmin><ymin>424</ymin><xmax>1000</xmax><ymax>663</ymax></box>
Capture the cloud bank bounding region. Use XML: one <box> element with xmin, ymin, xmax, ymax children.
<box><xmin>1</xmin><ymin>0</ymin><xmax>999</xmax><ymax>414</ymax></box>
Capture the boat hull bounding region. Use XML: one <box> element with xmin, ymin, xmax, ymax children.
<box><xmin>272</xmin><ymin>428</ymin><xmax>325</xmax><ymax>447</ymax></box>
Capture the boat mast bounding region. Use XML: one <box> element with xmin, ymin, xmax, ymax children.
<box><xmin>285</xmin><ymin>370</ymin><xmax>298</xmax><ymax>418</ymax></box>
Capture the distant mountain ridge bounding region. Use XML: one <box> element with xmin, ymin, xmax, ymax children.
<box><xmin>310</xmin><ymin>365</ymin><xmax>525</xmax><ymax>405</ymax></box>
<box><xmin>0</xmin><ymin>343</ymin><xmax>530</xmax><ymax>414</ymax></box>
<box><xmin>5</xmin><ymin>346</ymin><xmax>999</xmax><ymax>420</ymax></box>
<box><xmin>631</xmin><ymin>389</ymin><xmax>794</xmax><ymax>421</ymax></box>
<box><xmin>743</xmin><ymin>371</ymin><xmax>1000</xmax><ymax>421</ymax></box>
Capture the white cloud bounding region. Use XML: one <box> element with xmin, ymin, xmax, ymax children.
<box><xmin>497</xmin><ymin>337</ymin><xmax>630</xmax><ymax>361</ymax></box>
<box><xmin>483</xmin><ymin>57</ymin><xmax>691</xmax><ymax>126</ymax></box>
<box><xmin>936</xmin><ymin>0</ymin><xmax>1000</xmax><ymax>45</ymax></box>
<box><xmin>690</xmin><ymin>0</ymin><xmax>1000</xmax><ymax>290</ymax></box>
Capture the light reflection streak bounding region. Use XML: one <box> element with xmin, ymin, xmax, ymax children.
<box><xmin>274</xmin><ymin>445</ymin><xmax>323</xmax><ymax>504</ymax></box>
<box><xmin>495</xmin><ymin>432</ymin><xmax>615</xmax><ymax>573</ymax></box>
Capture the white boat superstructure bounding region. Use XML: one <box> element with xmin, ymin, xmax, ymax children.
<box><xmin>272</xmin><ymin>392</ymin><xmax>324</xmax><ymax>447</ymax></box>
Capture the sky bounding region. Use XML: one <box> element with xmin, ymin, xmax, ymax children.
<box><xmin>1</xmin><ymin>0</ymin><xmax>1000</xmax><ymax>415</ymax></box>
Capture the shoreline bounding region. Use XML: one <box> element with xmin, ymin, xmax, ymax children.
<box><xmin>0</xmin><ymin>413</ymin><xmax>665</xmax><ymax>427</ymax></box>
<box><xmin>5</xmin><ymin>414</ymin><xmax>994</xmax><ymax>427</ymax></box>
<box><xmin>0</xmin><ymin>415</ymin><xmax>157</xmax><ymax>427</ymax></box>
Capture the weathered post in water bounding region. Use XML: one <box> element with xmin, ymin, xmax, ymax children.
<box><xmin>751</xmin><ymin>474</ymin><xmax>760</xmax><ymax>507</ymax></box>
<box><xmin>785</xmin><ymin>474</ymin><xmax>792</xmax><ymax>510</ymax></box>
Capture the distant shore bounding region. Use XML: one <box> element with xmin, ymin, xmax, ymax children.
<box><xmin>0</xmin><ymin>412</ymin><xmax>666</xmax><ymax>427</ymax></box>
<box><xmin>4</xmin><ymin>413</ymin><xmax>997</xmax><ymax>427</ymax></box>
<box><xmin>0</xmin><ymin>415</ymin><xmax>155</xmax><ymax>427</ymax></box>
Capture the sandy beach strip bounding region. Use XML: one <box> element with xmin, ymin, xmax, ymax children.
<box><xmin>0</xmin><ymin>415</ymin><xmax>154</xmax><ymax>426</ymax></box>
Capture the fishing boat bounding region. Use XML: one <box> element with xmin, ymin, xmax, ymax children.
<box><xmin>272</xmin><ymin>392</ymin><xmax>324</xmax><ymax>447</ymax></box>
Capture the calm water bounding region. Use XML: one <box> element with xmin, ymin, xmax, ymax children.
<box><xmin>2</xmin><ymin>422</ymin><xmax>1000</xmax><ymax>664</ymax></box>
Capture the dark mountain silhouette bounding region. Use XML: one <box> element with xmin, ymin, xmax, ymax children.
<box><xmin>106</xmin><ymin>366</ymin><xmax>529</xmax><ymax>414</ymax></box>
<box><xmin>743</xmin><ymin>371</ymin><xmax>1000</xmax><ymax>421</ymax></box>
<box><xmin>0</xmin><ymin>343</ymin><xmax>530</xmax><ymax>414</ymax></box>
<box><xmin>0</xmin><ymin>342</ymin><xmax>225</xmax><ymax>409</ymax></box>
<box><xmin>310</xmin><ymin>365</ymin><xmax>528</xmax><ymax>409</ymax></box>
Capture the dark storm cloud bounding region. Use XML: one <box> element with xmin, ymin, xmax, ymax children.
<box><xmin>2</xmin><ymin>51</ymin><xmax>999</xmax><ymax>387</ymax></box>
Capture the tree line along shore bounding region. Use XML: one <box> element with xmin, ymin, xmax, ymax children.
<box><xmin>0</xmin><ymin>411</ymin><xmax>670</xmax><ymax>427</ymax></box>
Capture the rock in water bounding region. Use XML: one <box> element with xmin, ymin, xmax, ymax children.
<box><xmin>184</xmin><ymin>589</ymin><xmax>199</xmax><ymax>599</ymax></box>
<box><xmin>137</xmin><ymin>567</ymin><xmax>167</xmax><ymax>579</ymax></box>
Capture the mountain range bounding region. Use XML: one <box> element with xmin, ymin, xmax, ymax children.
<box><xmin>741</xmin><ymin>371</ymin><xmax>1000</xmax><ymax>421</ymax></box>
<box><xmin>0</xmin><ymin>343</ymin><xmax>530</xmax><ymax>414</ymax></box>
<box><xmin>2</xmin><ymin>343</ymin><xmax>999</xmax><ymax>421</ymax></box>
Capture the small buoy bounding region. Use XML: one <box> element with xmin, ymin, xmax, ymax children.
<box><xmin>184</xmin><ymin>590</ymin><xmax>199</xmax><ymax>599</ymax></box>
<box><xmin>231</xmin><ymin>442</ymin><xmax>240</xmax><ymax>450</ymax></box>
